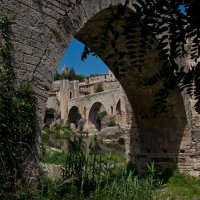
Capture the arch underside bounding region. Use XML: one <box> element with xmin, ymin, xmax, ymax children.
<box><xmin>88</xmin><ymin>102</ymin><xmax>107</xmax><ymax>131</ymax></box>
<box><xmin>68</xmin><ymin>106</ymin><xmax>82</xmax><ymax>127</ymax></box>
<box><xmin>75</xmin><ymin>5</ymin><xmax>188</xmax><ymax>173</ymax></box>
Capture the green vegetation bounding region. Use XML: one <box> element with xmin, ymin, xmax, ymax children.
<box><xmin>41</xmin><ymin>124</ymin><xmax>72</xmax><ymax>147</ymax></box>
<box><xmin>106</xmin><ymin>117</ymin><xmax>116</xmax><ymax>127</ymax></box>
<box><xmin>0</xmin><ymin>17</ymin><xmax>36</xmax><ymax>198</ymax></box>
<box><xmin>155</xmin><ymin>170</ymin><xmax>200</xmax><ymax>200</ymax></box>
<box><xmin>97</xmin><ymin>111</ymin><xmax>107</xmax><ymax>121</ymax></box>
<box><xmin>40</xmin><ymin>127</ymin><xmax>200</xmax><ymax>200</ymax></box>
<box><xmin>41</xmin><ymin>147</ymin><xmax>67</xmax><ymax>165</ymax></box>
<box><xmin>38</xmin><ymin>133</ymin><xmax>162</xmax><ymax>200</ymax></box>
<box><xmin>1</xmin><ymin>2</ymin><xmax>200</xmax><ymax>198</ymax></box>
<box><xmin>81</xmin><ymin>0</ymin><xmax>200</xmax><ymax>114</ymax></box>
<box><xmin>54</xmin><ymin>67</ymin><xmax>85</xmax><ymax>82</ymax></box>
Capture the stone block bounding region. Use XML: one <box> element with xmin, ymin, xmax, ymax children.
<box><xmin>192</xmin><ymin>129</ymin><xmax>200</xmax><ymax>142</ymax></box>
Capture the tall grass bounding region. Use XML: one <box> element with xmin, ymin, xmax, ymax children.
<box><xmin>36</xmin><ymin>131</ymin><xmax>162</xmax><ymax>200</ymax></box>
<box><xmin>41</xmin><ymin>147</ymin><xmax>67</xmax><ymax>165</ymax></box>
<box><xmin>155</xmin><ymin>169</ymin><xmax>200</xmax><ymax>200</ymax></box>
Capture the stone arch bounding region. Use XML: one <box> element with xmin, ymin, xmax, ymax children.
<box><xmin>75</xmin><ymin>5</ymin><xmax>189</xmax><ymax>174</ymax></box>
<box><xmin>88</xmin><ymin>102</ymin><xmax>107</xmax><ymax>131</ymax></box>
<box><xmin>1</xmin><ymin>0</ymin><xmax>199</xmax><ymax>176</ymax></box>
<box><xmin>68</xmin><ymin>106</ymin><xmax>82</xmax><ymax>128</ymax></box>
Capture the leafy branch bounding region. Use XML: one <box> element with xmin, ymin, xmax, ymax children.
<box><xmin>81</xmin><ymin>0</ymin><xmax>200</xmax><ymax>114</ymax></box>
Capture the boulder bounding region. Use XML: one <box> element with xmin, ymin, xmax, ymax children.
<box><xmin>98</xmin><ymin>126</ymin><xmax>125</xmax><ymax>142</ymax></box>
<box><xmin>70</xmin><ymin>123</ymin><xmax>76</xmax><ymax>132</ymax></box>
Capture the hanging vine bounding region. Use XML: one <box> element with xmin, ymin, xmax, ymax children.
<box><xmin>0</xmin><ymin>16</ymin><xmax>37</xmax><ymax>199</ymax></box>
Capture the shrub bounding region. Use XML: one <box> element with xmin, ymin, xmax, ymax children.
<box><xmin>0</xmin><ymin>17</ymin><xmax>37</xmax><ymax>197</ymax></box>
<box><xmin>42</xmin><ymin>147</ymin><xmax>67</xmax><ymax>165</ymax></box>
<box><xmin>106</xmin><ymin>118</ymin><xmax>116</xmax><ymax>127</ymax></box>
<box><xmin>97</xmin><ymin>111</ymin><xmax>107</xmax><ymax>121</ymax></box>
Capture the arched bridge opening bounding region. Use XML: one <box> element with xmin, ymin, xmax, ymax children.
<box><xmin>68</xmin><ymin>106</ymin><xmax>82</xmax><ymax>128</ymax></box>
<box><xmin>75</xmin><ymin>5</ymin><xmax>188</xmax><ymax>174</ymax></box>
<box><xmin>88</xmin><ymin>102</ymin><xmax>107</xmax><ymax>131</ymax></box>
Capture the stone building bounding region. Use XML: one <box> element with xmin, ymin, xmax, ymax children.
<box><xmin>45</xmin><ymin>68</ymin><xmax>128</xmax><ymax>130</ymax></box>
<box><xmin>46</xmin><ymin>79</ymin><xmax>79</xmax><ymax>124</ymax></box>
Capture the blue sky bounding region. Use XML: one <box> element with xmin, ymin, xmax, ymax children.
<box><xmin>58</xmin><ymin>5</ymin><xmax>186</xmax><ymax>76</ymax></box>
<box><xmin>57</xmin><ymin>39</ymin><xmax>108</xmax><ymax>76</ymax></box>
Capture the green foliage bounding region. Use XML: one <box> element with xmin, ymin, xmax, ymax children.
<box><xmin>42</xmin><ymin>147</ymin><xmax>67</xmax><ymax>165</ymax></box>
<box><xmin>76</xmin><ymin>74</ymin><xmax>85</xmax><ymax>82</ymax></box>
<box><xmin>89</xmin><ymin>135</ymin><xmax>101</xmax><ymax>154</ymax></box>
<box><xmin>166</xmin><ymin>170</ymin><xmax>200</xmax><ymax>197</ymax></box>
<box><xmin>95</xmin><ymin>83</ymin><xmax>104</xmax><ymax>93</ymax></box>
<box><xmin>0</xmin><ymin>17</ymin><xmax>36</xmax><ymax>197</ymax></box>
<box><xmin>67</xmin><ymin>67</ymin><xmax>76</xmax><ymax>80</ymax></box>
<box><xmin>54</xmin><ymin>71</ymin><xmax>62</xmax><ymax>81</ymax></box>
<box><xmin>59</xmin><ymin>134</ymin><xmax>117</xmax><ymax>196</ymax></box>
<box><xmin>106</xmin><ymin>118</ymin><xmax>116</xmax><ymax>127</ymax></box>
<box><xmin>20</xmin><ymin>161</ymin><xmax>162</xmax><ymax>200</ymax></box>
<box><xmin>54</xmin><ymin>68</ymin><xmax>85</xmax><ymax>82</ymax></box>
<box><xmin>81</xmin><ymin>0</ymin><xmax>200</xmax><ymax>114</ymax></box>
<box><xmin>155</xmin><ymin>169</ymin><xmax>200</xmax><ymax>199</ymax></box>
<box><xmin>41</xmin><ymin>125</ymin><xmax>72</xmax><ymax>147</ymax></box>
<box><xmin>97</xmin><ymin>111</ymin><xmax>107</xmax><ymax>121</ymax></box>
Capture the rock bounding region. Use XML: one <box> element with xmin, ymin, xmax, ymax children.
<box><xmin>70</xmin><ymin>123</ymin><xmax>76</xmax><ymax>131</ymax></box>
<box><xmin>98</xmin><ymin>126</ymin><xmax>125</xmax><ymax>142</ymax></box>
<box><xmin>101</xmin><ymin>115</ymin><xmax>110</xmax><ymax>129</ymax></box>
<box><xmin>40</xmin><ymin>163</ymin><xmax>62</xmax><ymax>181</ymax></box>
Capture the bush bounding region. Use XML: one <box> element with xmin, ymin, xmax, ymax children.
<box><xmin>97</xmin><ymin>111</ymin><xmax>107</xmax><ymax>121</ymax></box>
<box><xmin>106</xmin><ymin>118</ymin><xmax>116</xmax><ymax>127</ymax></box>
<box><xmin>42</xmin><ymin>147</ymin><xmax>67</xmax><ymax>165</ymax></box>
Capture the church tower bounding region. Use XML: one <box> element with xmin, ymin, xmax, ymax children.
<box><xmin>61</xmin><ymin>64</ymin><xmax>68</xmax><ymax>75</ymax></box>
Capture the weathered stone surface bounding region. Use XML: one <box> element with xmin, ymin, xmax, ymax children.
<box><xmin>1</xmin><ymin>0</ymin><xmax>200</xmax><ymax>177</ymax></box>
<box><xmin>192</xmin><ymin>130</ymin><xmax>200</xmax><ymax>142</ymax></box>
<box><xmin>40</xmin><ymin>163</ymin><xmax>62</xmax><ymax>181</ymax></box>
<box><xmin>68</xmin><ymin>87</ymin><xmax>128</xmax><ymax>130</ymax></box>
<box><xmin>98</xmin><ymin>126</ymin><xmax>125</xmax><ymax>141</ymax></box>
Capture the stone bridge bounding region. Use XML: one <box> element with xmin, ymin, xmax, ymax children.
<box><xmin>1</xmin><ymin>0</ymin><xmax>200</xmax><ymax>176</ymax></box>
<box><xmin>67</xmin><ymin>87</ymin><xmax>127</xmax><ymax>131</ymax></box>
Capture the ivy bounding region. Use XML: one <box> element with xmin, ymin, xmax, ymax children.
<box><xmin>0</xmin><ymin>17</ymin><xmax>37</xmax><ymax>198</ymax></box>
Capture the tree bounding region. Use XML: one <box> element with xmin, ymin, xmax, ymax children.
<box><xmin>67</xmin><ymin>67</ymin><xmax>76</xmax><ymax>81</ymax></box>
<box><xmin>54</xmin><ymin>71</ymin><xmax>61</xmax><ymax>80</ymax></box>
<box><xmin>76</xmin><ymin>74</ymin><xmax>85</xmax><ymax>82</ymax></box>
<box><xmin>81</xmin><ymin>0</ymin><xmax>200</xmax><ymax>113</ymax></box>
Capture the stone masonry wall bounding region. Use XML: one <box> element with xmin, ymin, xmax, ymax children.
<box><xmin>67</xmin><ymin>87</ymin><xmax>128</xmax><ymax>129</ymax></box>
<box><xmin>1</xmin><ymin>0</ymin><xmax>200</xmax><ymax>176</ymax></box>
